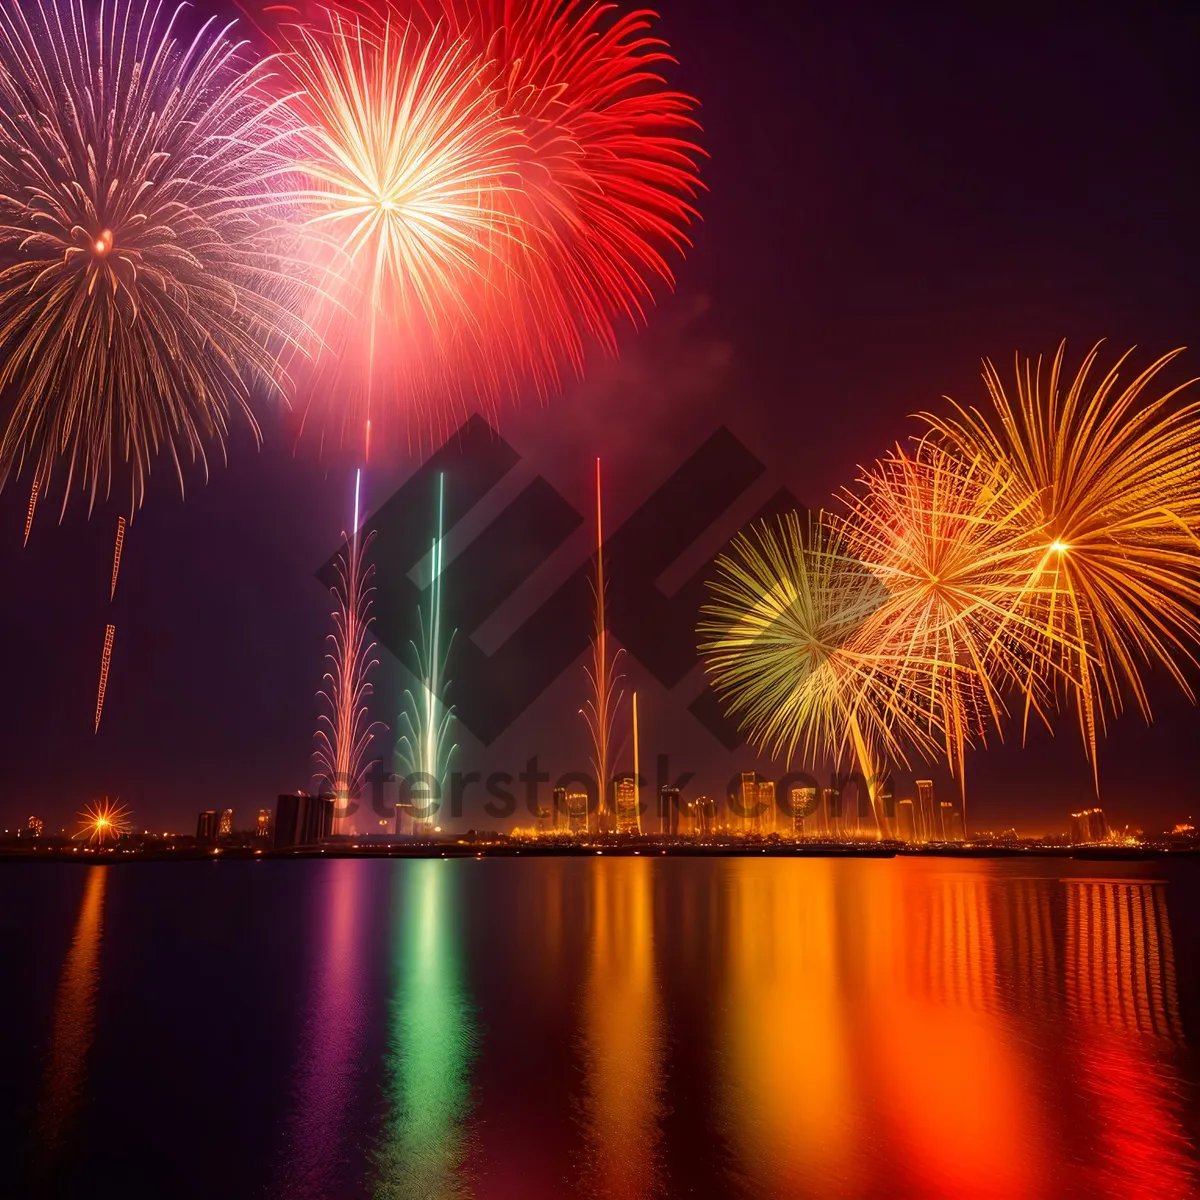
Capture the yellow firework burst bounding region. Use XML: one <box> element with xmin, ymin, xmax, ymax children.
<box><xmin>698</xmin><ymin>511</ymin><xmax>944</xmax><ymax>802</ymax></box>
<box><xmin>922</xmin><ymin>341</ymin><xmax>1200</xmax><ymax>769</ymax></box>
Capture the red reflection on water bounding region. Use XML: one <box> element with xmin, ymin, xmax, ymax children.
<box><xmin>862</xmin><ymin>867</ymin><xmax>1042</xmax><ymax>1198</ymax></box>
<box><xmin>1067</xmin><ymin>881</ymin><xmax>1195</xmax><ymax>1198</ymax></box>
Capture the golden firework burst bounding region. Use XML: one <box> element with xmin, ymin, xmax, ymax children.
<box><xmin>922</xmin><ymin>341</ymin><xmax>1200</xmax><ymax>771</ymax></box>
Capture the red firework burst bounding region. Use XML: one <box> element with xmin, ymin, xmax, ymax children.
<box><xmin>265</xmin><ymin>0</ymin><xmax>702</xmax><ymax>450</ymax></box>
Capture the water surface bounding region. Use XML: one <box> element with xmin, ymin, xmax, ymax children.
<box><xmin>3</xmin><ymin>856</ymin><xmax>1199</xmax><ymax>1197</ymax></box>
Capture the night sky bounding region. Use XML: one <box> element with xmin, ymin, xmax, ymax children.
<box><xmin>4</xmin><ymin>2</ymin><xmax>1200</xmax><ymax>836</ymax></box>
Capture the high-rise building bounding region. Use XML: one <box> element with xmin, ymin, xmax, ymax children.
<box><xmin>1070</xmin><ymin>807</ymin><xmax>1111</xmax><ymax>844</ymax></box>
<box><xmin>567</xmin><ymin>791</ymin><xmax>589</xmax><ymax>834</ymax></box>
<box><xmin>692</xmin><ymin>796</ymin><xmax>715</xmax><ymax>836</ymax></box>
<box><xmin>218</xmin><ymin>808</ymin><xmax>234</xmax><ymax>837</ymax></box>
<box><xmin>757</xmin><ymin>779</ymin><xmax>777</xmax><ymax>834</ymax></box>
<box><xmin>916</xmin><ymin>780</ymin><xmax>936</xmax><ymax>840</ymax></box>
<box><xmin>255</xmin><ymin>809</ymin><xmax>272</xmax><ymax>839</ymax></box>
<box><xmin>196</xmin><ymin>810</ymin><xmax>219</xmax><ymax>842</ymax></box>
<box><xmin>273</xmin><ymin>793</ymin><xmax>335</xmax><ymax>849</ymax></box>
<box><xmin>878</xmin><ymin>773</ymin><xmax>894</xmax><ymax>839</ymax></box>
<box><xmin>788</xmin><ymin>786</ymin><xmax>817</xmax><ymax>837</ymax></box>
<box><xmin>940</xmin><ymin>801</ymin><xmax>964</xmax><ymax>843</ymax></box>
<box><xmin>660</xmin><ymin>786</ymin><xmax>681</xmax><ymax>836</ymax></box>
<box><xmin>552</xmin><ymin>787</ymin><xmax>568</xmax><ymax>832</ymax></box>
<box><xmin>896</xmin><ymin>799</ymin><xmax>917</xmax><ymax>843</ymax></box>
<box><xmin>738</xmin><ymin>772</ymin><xmax>759</xmax><ymax>834</ymax></box>
<box><xmin>26</xmin><ymin>815</ymin><xmax>43</xmax><ymax>838</ymax></box>
<box><xmin>615</xmin><ymin>776</ymin><xmax>639</xmax><ymax>834</ymax></box>
<box><xmin>822</xmin><ymin>786</ymin><xmax>839</xmax><ymax>839</ymax></box>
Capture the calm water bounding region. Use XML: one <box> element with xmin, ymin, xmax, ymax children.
<box><xmin>3</xmin><ymin>856</ymin><xmax>1200</xmax><ymax>1198</ymax></box>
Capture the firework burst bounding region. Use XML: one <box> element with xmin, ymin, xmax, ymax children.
<box><xmin>922</xmin><ymin>342</ymin><xmax>1200</xmax><ymax>770</ymax></box>
<box><xmin>440</xmin><ymin>0</ymin><xmax>704</xmax><ymax>379</ymax></box>
<box><xmin>73</xmin><ymin>797</ymin><xmax>132</xmax><ymax>845</ymax></box>
<box><xmin>0</xmin><ymin>0</ymin><xmax>308</xmax><ymax>514</ymax></box>
<box><xmin>699</xmin><ymin>511</ymin><xmax>943</xmax><ymax>831</ymax></box>
<box><xmin>273</xmin><ymin>0</ymin><xmax>702</xmax><ymax>447</ymax></box>
<box><xmin>838</xmin><ymin>438</ymin><xmax>1058</xmax><ymax>777</ymax></box>
<box><xmin>279</xmin><ymin>7</ymin><xmax>524</xmax><ymax>450</ymax></box>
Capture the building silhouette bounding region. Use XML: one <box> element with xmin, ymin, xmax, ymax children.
<box><xmin>822</xmin><ymin>786</ymin><xmax>839</xmax><ymax>838</ymax></box>
<box><xmin>737</xmin><ymin>772</ymin><xmax>757</xmax><ymax>834</ymax></box>
<box><xmin>878</xmin><ymin>773</ymin><xmax>894</xmax><ymax>838</ymax></box>
<box><xmin>757</xmin><ymin>779</ymin><xmax>777</xmax><ymax>835</ymax></box>
<box><xmin>692</xmin><ymin>796</ymin><xmax>715</xmax><ymax>836</ymax></box>
<box><xmin>567</xmin><ymin>790</ymin><xmax>589</xmax><ymax>834</ymax></box>
<box><xmin>896</xmin><ymin>799</ymin><xmax>917</xmax><ymax>843</ymax></box>
<box><xmin>615</xmin><ymin>777</ymin><xmax>640</xmax><ymax>834</ymax></box>
<box><xmin>255</xmin><ymin>809</ymin><xmax>272</xmax><ymax>839</ymax></box>
<box><xmin>196</xmin><ymin>810</ymin><xmax>218</xmax><ymax>843</ymax></box>
<box><xmin>940</xmin><ymin>801</ymin><xmax>965</xmax><ymax>842</ymax></box>
<box><xmin>273</xmin><ymin>793</ymin><xmax>335</xmax><ymax>849</ymax></box>
<box><xmin>788</xmin><ymin>786</ymin><xmax>817</xmax><ymax>837</ymax></box>
<box><xmin>218</xmin><ymin>808</ymin><xmax>234</xmax><ymax>837</ymax></box>
<box><xmin>1070</xmin><ymin>807</ymin><xmax>1111</xmax><ymax>844</ymax></box>
<box><xmin>660</xmin><ymin>786</ymin><xmax>681</xmax><ymax>836</ymax></box>
<box><xmin>916</xmin><ymin>780</ymin><xmax>935</xmax><ymax>840</ymax></box>
<box><xmin>552</xmin><ymin>786</ymin><xmax>568</xmax><ymax>832</ymax></box>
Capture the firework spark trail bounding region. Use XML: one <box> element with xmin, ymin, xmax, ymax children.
<box><xmin>0</xmin><ymin>0</ymin><xmax>310</xmax><ymax>515</ymax></box>
<box><xmin>397</xmin><ymin>473</ymin><xmax>458</xmax><ymax>815</ymax></box>
<box><xmin>73</xmin><ymin>797</ymin><xmax>132</xmax><ymax>844</ymax></box>
<box><xmin>110</xmin><ymin>517</ymin><xmax>126</xmax><ymax>600</ymax></box>
<box><xmin>582</xmin><ymin>458</ymin><xmax>623</xmax><ymax>833</ymax></box>
<box><xmin>94</xmin><ymin>624</ymin><xmax>114</xmax><ymax>734</ymax></box>
<box><xmin>23</xmin><ymin>480</ymin><xmax>38</xmax><ymax>545</ymax></box>
<box><xmin>922</xmin><ymin>341</ymin><xmax>1200</xmax><ymax>777</ymax></box>
<box><xmin>314</xmin><ymin>470</ymin><xmax>385</xmax><ymax>824</ymax></box>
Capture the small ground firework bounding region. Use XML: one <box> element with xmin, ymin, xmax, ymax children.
<box><xmin>73</xmin><ymin>798</ymin><xmax>132</xmax><ymax>845</ymax></box>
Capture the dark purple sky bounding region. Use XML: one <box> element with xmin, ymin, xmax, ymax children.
<box><xmin>4</xmin><ymin>2</ymin><xmax>1200</xmax><ymax>836</ymax></box>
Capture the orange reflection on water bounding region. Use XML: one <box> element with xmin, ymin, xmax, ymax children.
<box><xmin>37</xmin><ymin>865</ymin><xmax>107</xmax><ymax>1154</ymax></box>
<box><xmin>720</xmin><ymin>859</ymin><xmax>861</xmax><ymax>1195</ymax></box>
<box><xmin>578</xmin><ymin>858</ymin><xmax>665</xmax><ymax>1198</ymax></box>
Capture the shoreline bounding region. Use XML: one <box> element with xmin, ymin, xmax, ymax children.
<box><xmin>1</xmin><ymin>843</ymin><xmax>1193</xmax><ymax>864</ymax></box>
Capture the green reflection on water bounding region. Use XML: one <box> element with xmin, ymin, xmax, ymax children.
<box><xmin>374</xmin><ymin>860</ymin><xmax>477</xmax><ymax>1200</ymax></box>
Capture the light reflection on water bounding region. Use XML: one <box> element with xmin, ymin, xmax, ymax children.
<box><xmin>372</xmin><ymin>859</ymin><xmax>477</xmax><ymax>1200</ymax></box>
<box><xmin>11</xmin><ymin>857</ymin><xmax>1200</xmax><ymax>1197</ymax></box>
